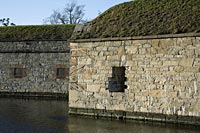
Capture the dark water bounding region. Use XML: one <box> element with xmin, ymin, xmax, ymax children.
<box><xmin>0</xmin><ymin>98</ymin><xmax>199</xmax><ymax>133</ymax></box>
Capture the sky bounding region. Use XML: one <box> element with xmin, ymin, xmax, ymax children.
<box><xmin>0</xmin><ymin>0</ymin><xmax>129</xmax><ymax>25</ymax></box>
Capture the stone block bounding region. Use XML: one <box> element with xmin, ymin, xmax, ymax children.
<box><xmin>112</xmin><ymin>104</ymin><xmax>125</xmax><ymax>111</ymax></box>
<box><xmin>184</xmin><ymin>66</ymin><xmax>200</xmax><ymax>73</ymax></box>
<box><xmin>132</xmin><ymin>40</ymin><xmax>147</xmax><ymax>45</ymax></box>
<box><xmin>126</xmin><ymin>46</ymin><xmax>138</xmax><ymax>54</ymax></box>
<box><xmin>125</xmin><ymin>54</ymin><xmax>133</xmax><ymax>61</ymax></box>
<box><xmin>70</xmin><ymin>43</ymin><xmax>78</xmax><ymax>47</ymax></box>
<box><xmin>163</xmin><ymin>60</ymin><xmax>179</xmax><ymax>66</ymax></box>
<box><xmin>135</xmin><ymin>96</ymin><xmax>143</xmax><ymax>101</ymax></box>
<box><xmin>174</xmin><ymin>65</ymin><xmax>184</xmax><ymax>73</ymax></box>
<box><xmin>180</xmin><ymin>38</ymin><xmax>193</xmax><ymax>46</ymax></box>
<box><xmin>125</xmin><ymin>60</ymin><xmax>137</xmax><ymax>66</ymax></box>
<box><xmin>75</xmin><ymin>101</ymin><xmax>86</xmax><ymax>108</ymax></box>
<box><xmin>87</xmin><ymin>84</ymin><xmax>101</xmax><ymax>92</ymax></box>
<box><xmin>69</xmin><ymin>101</ymin><xmax>79</xmax><ymax>108</ymax></box>
<box><xmin>96</xmin><ymin>47</ymin><xmax>107</xmax><ymax>51</ymax></box>
<box><xmin>118</xmin><ymin>47</ymin><xmax>125</xmax><ymax>56</ymax></box>
<box><xmin>105</xmin><ymin>41</ymin><xmax>121</xmax><ymax>47</ymax></box>
<box><xmin>142</xmin><ymin>90</ymin><xmax>149</xmax><ymax>96</ymax></box>
<box><xmin>69</xmin><ymin>90</ymin><xmax>79</xmax><ymax>101</ymax></box>
<box><xmin>143</xmin><ymin>44</ymin><xmax>152</xmax><ymax>48</ymax></box>
<box><xmin>151</xmin><ymin>39</ymin><xmax>159</xmax><ymax>47</ymax></box>
<box><xmin>149</xmin><ymin>90</ymin><xmax>163</xmax><ymax>97</ymax></box>
<box><xmin>78</xmin><ymin>42</ymin><xmax>94</xmax><ymax>48</ymax></box>
<box><xmin>107</xmin><ymin>55</ymin><xmax>120</xmax><ymax>61</ymax></box>
<box><xmin>159</xmin><ymin>39</ymin><xmax>175</xmax><ymax>47</ymax></box>
<box><xmin>83</xmin><ymin>73</ymin><xmax>92</xmax><ymax>80</ymax></box>
<box><xmin>95</xmin><ymin>61</ymin><xmax>104</xmax><ymax>67</ymax></box>
<box><xmin>71</xmin><ymin>48</ymin><xmax>88</xmax><ymax>57</ymax></box>
<box><xmin>179</xmin><ymin>58</ymin><xmax>194</xmax><ymax>67</ymax></box>
<box><xmin>70</xmin><ymin>57</ymin><xmax>77</xmax><ymax>66</ymax></box>
<box><xmin>78</xmin><ymin>58</ymin><xmax>92</xmax><ymax>65</ymax></box>
<box><xmin>95</xmin><ymin>103</ymin><xmax>105</xmax><ymax>110</ymax></box>
<box><xmin>167</xmin><ymin>91</ymin><xmax>178</xmax><ymax>98</ymax></box>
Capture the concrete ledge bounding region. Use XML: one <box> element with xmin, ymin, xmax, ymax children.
<box><xmin>70</xmin><ymin>33</ymin><xmax>200</xmax><ymax>43</ymax></box>
<box><xmin>69</xmin><ymin>107</ymin><xmax>200</xmax><ymax>126</ymax></box>
<box><xmin>0</xmin><ymin>92</ymin><xmax>68</xmax><ymax>99</ymax></box>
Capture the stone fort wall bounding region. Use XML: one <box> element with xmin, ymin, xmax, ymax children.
<box><xmin>0</xmin><ymin>41</ymin><xmax>69</xmax><ymax>97</ymax></box>
<box><xmin>69</xmin><ymin>34</ymin><xmax>200</xmax><ymax>124</ymax></box>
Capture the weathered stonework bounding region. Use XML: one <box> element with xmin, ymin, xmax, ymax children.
<box><xmin>69</xmin><ymin>35</ymin><xmax>200</xmax><ymax>125</ymax></box>
<box><xmin>0</xmin><ymin>41</ymin><xmax>69</xmax><ymax>97</ymax></box>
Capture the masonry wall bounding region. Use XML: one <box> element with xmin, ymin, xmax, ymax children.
<box><xmin>0</xmin><ymin>41</ymin><xmax>69</xmax><ymax>96</ymax></box>
<box><xmin>69</xmin><ymin>35</ymin><xmax>200</xmax><ymax>124</ymax></box>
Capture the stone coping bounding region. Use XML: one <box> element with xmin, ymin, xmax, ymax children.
<box><xmin>0</xmin><ymin>39</ymin><xmax>70</xmax><ymax>42</ymax></box>
<box><xmin>69</xmin><ymin>107</ymin><xmax>200</xmax><ymax>126</ymax></box>
<box><xmin>70</xmin><ymin>33</ymin><xmax>200</xmax><ymax>43</ymax></box>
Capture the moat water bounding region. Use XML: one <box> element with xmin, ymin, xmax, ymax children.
<box><xmin>0</xmin><ymin>98</ymin><xmax>199</xmax><ymax>133</ymax></box>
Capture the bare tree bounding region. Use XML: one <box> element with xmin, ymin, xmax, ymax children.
<box><xmin>44</xmin><ymin>1</ymin><xmax>86</xmax><ymax>24</ymax></box>
<box><xmin>0</xmin><ymin>18</ymin><xmax>15</xmax><ymax>26</ymax></box>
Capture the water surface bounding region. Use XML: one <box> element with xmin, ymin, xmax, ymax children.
<box><xmin>0</xmin><ymin>98</ymin><xmax>199</xmax><ymax>133</ymax></box>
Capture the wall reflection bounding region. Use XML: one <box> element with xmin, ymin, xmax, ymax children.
<box><xmin>0</xmin><ymin>98</ymin><xmax>199</xmax><ymax>133</ymax></box>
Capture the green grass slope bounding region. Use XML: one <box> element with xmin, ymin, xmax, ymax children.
<box><xmin>74</xmin><ymin>0</ymin><xmax>200</xmax><ymax>39</ymax></box>
<box><xmin>0</xmin><ymin>25</ymin><xmax>75</xmax><ymax>41</ymax></box>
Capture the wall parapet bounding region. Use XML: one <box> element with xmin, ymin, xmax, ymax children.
<box><xmin>0</xmin><ymin>41</ymin><xmax>69</xmax><ymax>53</ymax></box>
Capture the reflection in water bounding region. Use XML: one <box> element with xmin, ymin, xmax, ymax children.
<box><xmin>0</xmin><ymin>98</ymin><xmax>199</xmax><ymax>133</ymax></box>
<box><xmin>0</xmin><ymin>98</ymin><xmax>69</xmax><ymax>133</ymax></box>
<box><xmin>69</xmin><ymin>116</ymin><xmax>200</xmax><ymax>133</ymax></box>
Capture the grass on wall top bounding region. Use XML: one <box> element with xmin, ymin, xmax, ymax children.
<box><xmin>73</xmin><ymin>0</ymin><xmax>200</xmax><ymax>39</ymax></box>
<box><xmin>0</xmin><ymin>25</ymin><xmax>75</xmax><ymax>41</ymax></box>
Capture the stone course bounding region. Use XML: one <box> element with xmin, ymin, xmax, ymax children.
<box><xmin>0</xmin><ymin>41</ymin><xmax>69</xmax><ymax>97</ymax></box>
<box><xmin>69</xmin><ymin>35</ymin><xmax>200</xmax><ymax>124</ymax></box>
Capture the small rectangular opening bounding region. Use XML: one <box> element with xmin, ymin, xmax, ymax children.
<box><xmin>14</xmin><ymin>68</ymin><xmax>24</xmax><ymax>78</ymax></box>
<box><xmin>108</xmin><ymin>67</ymin><xmax>127</xmax><ymax>92</ymax></box>
<box><xmin>56</xmin><ymin>68</ymin><xmax>66</xmax><ymax>79</ymax></box>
